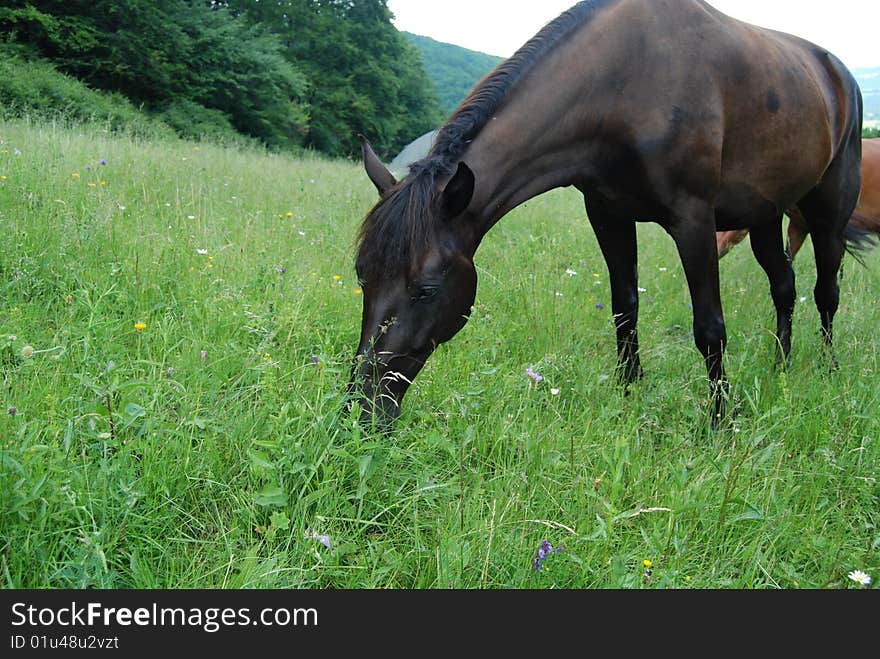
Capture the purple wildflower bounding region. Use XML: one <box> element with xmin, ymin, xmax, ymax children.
<box><xmin>316</xmin><ymin>534</ymin><xmax>331</xmax><ymax>549</ymax></box>
<box><xmin>526</xmin><ymin>367</ymin><xmax>544</xmax><ymax>382</ymax></box>
<box><xmin>200</xmin><ymin>350</ymin><xmax>206</xmax><ymax>363</ymax></box>
<box><xmin>86</xmin><ymin>165</ymin><xmax>91</xmax><ymax>171</ymax></box>
<box><xmin>310</xmin><ymin>356</ymin><xmax>318</xmax><ymax>364</ymax></box>
<box><xmin>100</xmin><ymin>159</ymin><xmax>107</xmax><ymax>166</ymax></box>
<box><xmin>533</xmin><ymin>540</ymin><xmax>555</xmax><ymax>571</ymax></box>
<box><xmin>277</xmin><ymin>265</ymin><xmax>286</xmax><ymax>274</ymax></box>
<box><xmin>595</xmin><ymin>303</ymin><xmax>605</xmax><ymax>310</ymax></box>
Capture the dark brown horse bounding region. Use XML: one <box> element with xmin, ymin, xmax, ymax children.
<box><xmin>717</xmin><ymin>138</ymin><xmax>880</xmax><ymax>259</ymax></box>
<box><xmin>351</xmin><ymin>0</ymin><xmax>863</xmax><ymax>427</ymax></box>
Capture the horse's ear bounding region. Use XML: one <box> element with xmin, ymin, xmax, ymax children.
<box><xmin>360</xmin><ymin>134</ymin><xmax>396</xmax><ymax>195</ymax></box>
<box><xmin>441</xmin><ymin>161</ymin><xmax>475</xmax><ymax>219</ymax></box>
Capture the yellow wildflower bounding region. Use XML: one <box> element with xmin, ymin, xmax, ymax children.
<box><xmin>71</xmin><ymin>172</ymin><xmax>79</xmax><ymax>179</ymax></box>
<box><xmin>134</xmin><ymin>322</ymin><xmax>147</xmax><ymax>331</ymax></box>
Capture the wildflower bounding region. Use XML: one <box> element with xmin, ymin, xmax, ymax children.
<box><xmin>638</xmin><ymin>287</ymin><xmax>647</xmax><ymax>293</ymax></box>
<box><xmin>20</xmin><ymin>345</ymin><xmax>35</xmax><ymax>359</ymax></box>
<box><xmin>71</xmin><ymin>172</ymin><xmax>79</xmax><ymax>179</ymax></box>
<box><xmin>643</xmin><ymin>559</ymin><xmax>653</xmax><ymax>569</ymax></box>
<box><xmin>187</xmin><ymin>215</ymin><xmax>195</xmax><ymax>220</ymax></box>
<box><xmin>0</xmin><ymin>175</ymin><xmax>6</xmax><ymax>181</ymax></box>
<box><xmin>525</xmin><ymin>367</ymin><xmax>544</xmax><ymax>382</ymax></box>
<box><xmin>88</xmin><ymin>182</ymin><xmax>96</xmax><ymax>188</ymax></box>
<box><xmin>353</xmin><ymin>288</ymin><xmax>363</xmax><ymax>295</ymax></box>
<box><xmin>167</xmin><ymin>367</ymin><xmax>175</xmax><ymax>376</ymax></box>
<box><xmin>595</xmin><ymin>303</ymin><xmax>605</xmax><ymax>310</ymax></box>
<box><xmin>100</xmin><ymin>159</ymin><xmax>107</xmax><ymax>166</ymax></box>
<box><xmin>200</xmin><ymin>350</ymin><xmax>207</xmax><ymax>363</ymax></box>
<box><xmin>65</xmin><ymin>294</ymin><xmax>73</xmax><ymax>304</ymax></box>
<box><xmin>196</xmin><ymin>249</ymin><xmax>208</xmax><ymax>255</ymax></box>
<box><xmin>848</xmin><ymin>570</ymin><xmax>872</xmax><ymax>587</ymax></box>
<box><xmin>565</xmin><ymin>268</ymin><xmax>578</xmax><ymax>277</ymax></box>
<box><xmin>555</xmin><ymin>291</ymin><xmax>564</xmax><ymax>297</ymax></box>
<box><xmin>100</xmin><ymin>181</ymin><xmax>107</xmax><ymax>186</ymax></box>
<box><xmin>86</xmin><ymin>165</ymin><xmax>91</xmax><ymax>171</ymax></box>
<box><xmin>310</xmin><ymin>356</ymin><xmax>318</xmax><ymax>364</ymax></box>
<box><xmin>277</xmin><ymin>265</ymin><xmax>286</xmax><ymax>274</ymax></box>
<box><xmin>332</xmin><ymin>275</ymin><xmax>342</xmax><ymax>281</ymax></box>
<box><xmin>533</xmin><ymin>540</ymin><xmax>562</xmax><ymax>571</ymax></box>
<box><xmin>316</xmin><ymin>534</ymin><xmax>331</xmax><ymax>549</ymax></box>
<box><xmin>659</xmin><ymin>267</ymin><xmax>668</xmax><ymax>272</ymax></box>
<box><xmin>134</xmin><ymin>322</ymin><xmax>146</xmax><ymax>331</ymax></box>
<box><xmin>118</xmin><ymin>205</ymin><xmax>126</xmax><ymax>211</ymax></box>
<box><xmin>550</xmin><ymin>387</ymin><xmax>560</xmax><ymax>395</ymax></box>
<box><xmin>286</xmin><ymin>211</ymin><xmax>294</xmax><ymax>218</ymax></box>
<box><xmin>13</xmin><ymin>148</ymin><xmax>21</xmax><ymax>155</ymax></box>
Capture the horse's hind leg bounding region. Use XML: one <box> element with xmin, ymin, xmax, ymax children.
<box><xmin>796</xmin><ymin>146</ymin><xmax>861</xmax><ymax>369</ymax></box>
<box><xmin>748</xmin><ymin>217</ymin><xmax>796</xmax><ymax>366</ymax></box>
<box><xmin>582</xmin><ymin>196</ymin><xmax>643</xmax><ymax>385</ymax></box>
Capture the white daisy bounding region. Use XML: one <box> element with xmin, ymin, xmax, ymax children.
<box><xmin>848</xmin><ymin>570</ymin><xmax>872</xmax><ymax>586</ymax></box>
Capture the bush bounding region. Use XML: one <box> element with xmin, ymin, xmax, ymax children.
<box><xmin>0</xmin><ymin>43</ymin><xmax>173</xmax><ymax>140</ymax></box>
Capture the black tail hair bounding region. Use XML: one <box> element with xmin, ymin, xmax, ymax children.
<box><xmin>844</xmin><ymin>215</ymin><xmax>879</xmax><ymax>266</ymax></box>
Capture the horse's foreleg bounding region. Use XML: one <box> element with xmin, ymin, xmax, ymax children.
<box><xmin>670</xmin><ymin>207</ymin><xmax>728</xmax><ymax>425</ymax></box>
<box><xmin>584</xmin><ymin>201</ymin><xmax>642</xmax><ymax>385</ymax></box>
<box><xmin>749</xmin><ymin>218</ymin><xmax>796</xmax><ymax>366</ymax></box>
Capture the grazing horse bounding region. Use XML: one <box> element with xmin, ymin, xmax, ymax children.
<box><xmin>717</xmin><ymin>138</ymin><xmax>880</xmax><ymax>259</ymax></box>
<box><xmin>351</xmin><ymin>0</ymin><xmax>863</xmax><ymax>428</ymax></box>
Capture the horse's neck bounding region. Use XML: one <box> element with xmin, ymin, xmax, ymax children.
<box><xmin>460</xmin><ymin>16</ymin><xmax>629</xmax><ymax>234</ymax></box>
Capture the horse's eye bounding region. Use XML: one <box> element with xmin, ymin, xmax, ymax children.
<box><xmin>412</xmin><ymin>286</ymin><xmax>439</xmax><ymax>303</ymax></box>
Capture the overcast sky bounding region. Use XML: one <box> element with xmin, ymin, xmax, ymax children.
<box><xmin>387</xmin><ymin>0</ymin><xmax>879</xmax><ymax>70</ymax></box>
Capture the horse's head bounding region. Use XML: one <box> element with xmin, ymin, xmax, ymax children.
<box><xmin>349</xmin><ymin>137</ymin><xmax>478</xmax><ymax>427</ymax></box>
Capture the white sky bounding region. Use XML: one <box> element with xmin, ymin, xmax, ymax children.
<box><xmin>387</xmin><ymin>0</ymin><xmax>879</xmax><ymax>70</ymax></box>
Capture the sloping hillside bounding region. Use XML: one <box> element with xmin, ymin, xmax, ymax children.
<box><xmin>404</xmin><ymin>32</ymin><xmax>503</xmax><ymax>115</ymax></box>
<box><xmin>854</xmin><ymin>67</ymin><xmax>880</xmax><ymax>126</ymax></box>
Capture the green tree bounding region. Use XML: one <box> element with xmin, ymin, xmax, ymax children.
<box><xmin>228</xmin><ymin>0</ymin><xmax>443</xmax><ymax>158</ymax></box>
<box><xmin>1</xmin><ymin>1</ymin><xmax>309</xmax><ymax>149</ymax></box>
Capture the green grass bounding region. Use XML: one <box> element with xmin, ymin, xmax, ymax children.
<box><xmin>1</xmin><ymin>118</ymin><xmax>878</xmax><ymax>589</ymax></box>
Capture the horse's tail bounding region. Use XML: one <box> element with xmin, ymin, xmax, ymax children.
<box><xmin>844</xmin><ymin>214</ymin><xmax>879</xmax><ymax>266</ymax></box>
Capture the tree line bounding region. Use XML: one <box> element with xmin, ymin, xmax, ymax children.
<box><xmin>0</xmin><ymin>0</ymin><xmax>445</xmax><ymax>158</ymax></box>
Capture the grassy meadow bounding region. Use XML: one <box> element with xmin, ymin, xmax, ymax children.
<box><xmin>1</xmin><ymin>118</ymin><xmax>878</xmax><ymax>589</ymax></box>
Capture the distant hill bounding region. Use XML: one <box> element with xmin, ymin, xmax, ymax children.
<box><xmin>854</xmin><ymin>67</ymin><xmax>880</xmax><ymax>127</ymax></box>
<box><xmin>404</xmin><ymin>32</ymin><xmax>503</xmax><ymax>116</ymax></box>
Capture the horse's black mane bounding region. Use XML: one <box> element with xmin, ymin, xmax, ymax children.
<box><xmin>356</xmin><ymin>1</ymin><xmax>613</xmax><ymax>281</ymax></box>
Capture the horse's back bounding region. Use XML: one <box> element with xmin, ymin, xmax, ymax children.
<box><xmin>582</xmin><ymin>0</ymin><xmax>861</xmax><ymax>210</ymax></box>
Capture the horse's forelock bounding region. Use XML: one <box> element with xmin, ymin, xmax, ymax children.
<box><xmin>356</xmin><ymin>169</ymin><xmax>443</xmax><ymax>282</ymax></box>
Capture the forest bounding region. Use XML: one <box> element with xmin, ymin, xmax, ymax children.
<box><xmin>0</xmin><ymin>0</ymin><xmax>446</xmax><ymax>159</ymax></box>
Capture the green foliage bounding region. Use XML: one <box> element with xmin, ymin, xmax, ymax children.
<box><xmin>864</xmin><ymin>127</ymin><xmax>880</xmax><ymax>139</ymax></box>
<box><xmin>2</xmin><ymin>1</ymin><xmax>443</xmax><ymax>158</ymax></box>
<box><xmin>1</xmin><ymin>118</ymin><xmax>878</xmax><ymax>589</ymax></box>
<box><xmin>2</xmin><ymin>1</ymin><xmax>310</xmax><ymax>151</ymax></box>
<box><xmin>225</xmin><ymin>0</ymin><xmax>444</xmax><ymax>158</ymax></box>
<box><xmin>404</xmin><ymin>32</ymin><xmax>504</xmax><ymax>115</ymax></box>
<box><xmin>0</xmin><ymin>42</ymin><xmax>173</xmax><ymax>139</ymax></box>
